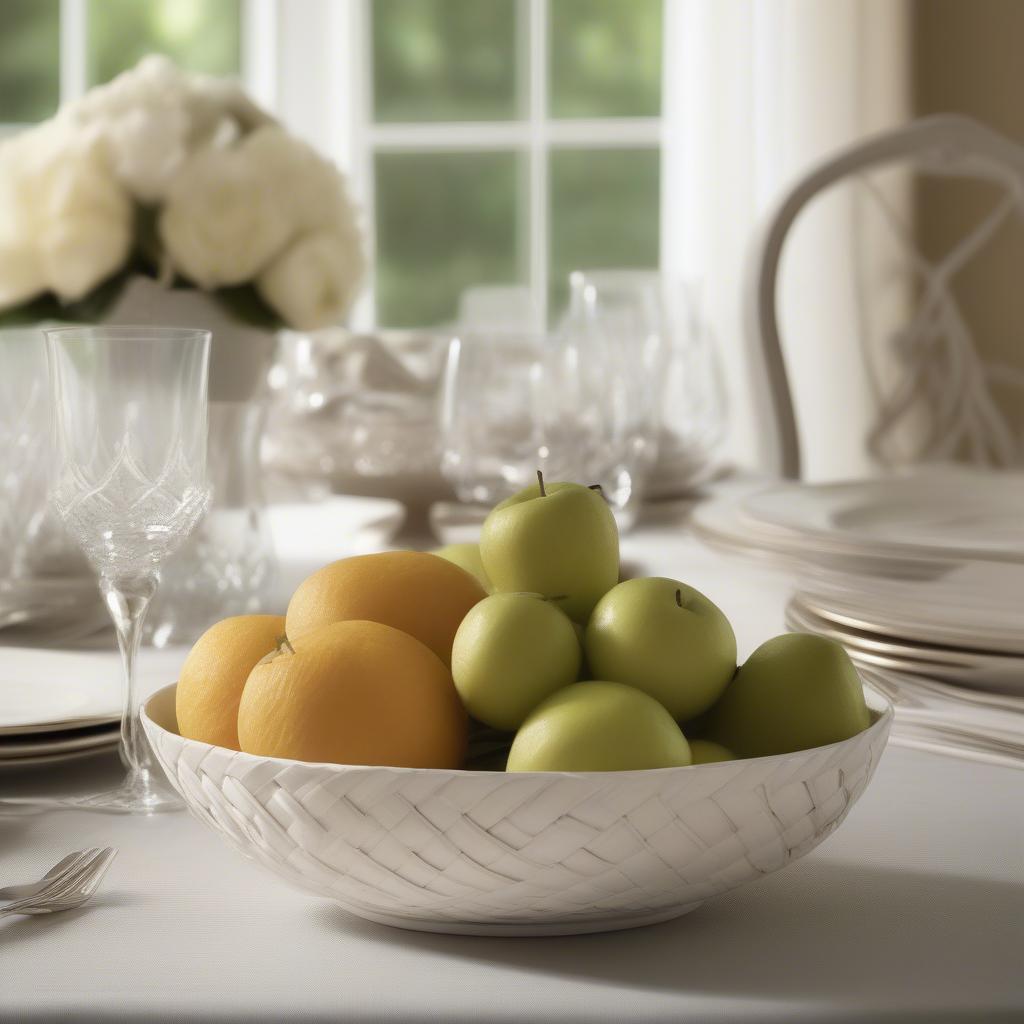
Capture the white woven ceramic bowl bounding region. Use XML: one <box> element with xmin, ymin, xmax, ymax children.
<box><xmin>142</xmin><ymin>683</ymin><xmax>891</xmax><ymax>936</ymax></box>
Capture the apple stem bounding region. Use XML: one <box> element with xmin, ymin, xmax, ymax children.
<box><xmin>277</xmin><ymin>634</ymin><xmax>295</xmax><ymax>655</ymax></box>
<box><xmin>675</xmin><ymin>589</ymin><xmax>683</xmax><ymax>608</ymax></box>
<box><xmin>588</xmin><ymin>483</ymin><xmax>603</xmax><ymax>492</ymax></box>
<box><xmin>536</xmin><ymin>469</ymin><xmax>546</xmax><ymax>497</ymax></box>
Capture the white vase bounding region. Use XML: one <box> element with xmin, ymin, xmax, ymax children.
<box><xmin>102</xmin><ymin>275</ymin><xmax>277</xmax><ymax>402</ymax></box>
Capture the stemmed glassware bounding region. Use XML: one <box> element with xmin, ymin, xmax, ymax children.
<box><xmin>556</xmin><ymin>270</ymin><xmax>728</xmax><ymax>505</ymax></box>
<box><xmin>40</xmin><ymin>326</ymin><xmax>210</xmax><ymax>813</ymax></box>
<box><xmin>544</xmin><ymin>271</ymin><xmax>667</xmax><ymax>528</ymax></box>
<box><xmin>440</xmin><ymin>329</ymin><xmax>547</xmax><ymax>507</ymax></box>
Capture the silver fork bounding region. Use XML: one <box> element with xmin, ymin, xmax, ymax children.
<box><xmin>0</xmin><ymin>847</ymin><xmax>116</xmax><ymax>917</ymax></box>
<box><xmin>0</xmin><ymin>848</ymin><xmax>94</xmax><ymax>900</ymax></box>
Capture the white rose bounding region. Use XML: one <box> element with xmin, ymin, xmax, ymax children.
<box><xmin>258</xmin><ymin>229</ymin><xmax>364</xmax><ymax>330</ymax></box>
<box><xmin>0</xmin><ymin>124</ymin><xmax>132</xmax><ymax>308</ymax></box>
<box><xmin>242</xmin><ymin>129</ymin><xmax>359</xmax><ymax>235</ymax></box>
<box><xmin>184</xmin><ymin>70</ymin><xmax>275</xmax><ymax>146</ymax></box>
<box><xmin>159</xmin><ymin>130</ymin><xmax>295</xmax><ymax>288</ymax></box>
<box><xmin>61</xmin><ymin>55</ymin><xmax>194</xmax><ymax>202</ymax></box>
<box><xmin>60</xmin><ymin>56</ymin><xmax>275</xmax><ymax>203</ymax></box>
<box><xmin>0</xmin><ymin>145</ymin><xmax>44</xmax><ymax>308</ymax></box>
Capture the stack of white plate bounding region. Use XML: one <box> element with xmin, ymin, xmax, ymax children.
<box><xmin>853</xmin><ymin>665</ymin><xmax>1024</xmax><ymax>770</ymax></box>
<box><xmin>0</xmin><ymin>648</ymin><xmax>120</xmax><ymax>769</ymax></box>
<box><xmin>692</xmin><ymin>469</ymin><xmax>1024</xmax><ymax>763</ymax></box>
<box><xmin>691</xmin><ymin>470</ymin><xmax>1024</xmax><ymax>580</ymax></box>
<box><xmin>784</xmin><ymin>584</ymin><xmax>1024</xmax><ymax>696</ymax></box>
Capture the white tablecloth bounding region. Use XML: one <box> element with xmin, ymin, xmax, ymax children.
<box><xmin>3</xmin><ymin>512</ymin><xmax>1023</xmax><ymax>1022</ymax></box>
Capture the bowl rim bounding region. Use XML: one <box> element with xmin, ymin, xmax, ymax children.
<box><xmin>142</xmin><ymin>681</ymin><xmax>893</xmax><ymax>781</ymax></box>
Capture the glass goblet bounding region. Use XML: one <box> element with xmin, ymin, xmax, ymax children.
<box><xmin>544</xmin><ymin>272</ymin><xmax>666</xmax><ymax>530</ymax></box>
<box><xmin>439</xmin><ymin>329</ymin><xmax>547</xmax><ymax>507</ymax></box>
<box><xmin>44</xmin><ymin>326</ymin><xmax>211</xmax><ymax>813</ymax></box>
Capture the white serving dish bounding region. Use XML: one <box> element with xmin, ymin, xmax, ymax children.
<box><xmin>142</xmin><ymin>683</ymin><xmax>891</xmax><ymax>937</ymax></box>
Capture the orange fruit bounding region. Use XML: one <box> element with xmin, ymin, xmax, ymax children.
<box><xmin>176</xmin><ymin>614</ymin><xmax>285</xmax><ymax>750</ymax></box>
<box><xmin>237</xmin><ymin>619</ymin><xmax>467</xmax><ymax>768</ymax></box>
<box><xmin>285</xmin><ymin>551</ymin><xmax>486</xmax><ymax>667</ymax></box>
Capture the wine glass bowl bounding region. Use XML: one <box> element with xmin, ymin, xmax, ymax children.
<box><xmin>45</xmin><ymin>326</ymin><xmax>211</xmax><ymax>813</ymax></box>
<box><xmin>545</xmin><ymin>271</ymin><xmax>667</xmax><ymax>528</ymax></box>
<box><xmin>48</xmin><ymin>327</ymin><xmax>211</xmax><ymax>581</ymax></box>
<box><xmin>440</xmin><ymin>330</ymin><xmax>547</xmax><ymax>506</ymax></box>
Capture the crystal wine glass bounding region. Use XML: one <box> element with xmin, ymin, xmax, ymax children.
<box><xmin>43</xmin><ymin>326</ymin><xmax>211</xmax><ymax>813</ymax></box>
<box><xmin>544</xmin><ymin>271</ymin><xmax>666</xmax><ymax>529</ymax></box>
<box><xmin>439</xmin><ymin>329</ymin><xmax>547</xmax><ymax>507</ymax></box>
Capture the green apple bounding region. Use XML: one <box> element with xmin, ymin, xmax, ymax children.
<box><xmin>585</xmin><ymin>578</ymin><xmax>737</xmax><ymax>721</ymax></box>
<box><xmin>709</xmin><ymin>632</ymin><xmax>871</xmax><ymax>757</ymax></box>
<box><xmin>480</xmin><ymin>474</ymin><xmax>619</xmax><ymax>623</ymax></box>
<box><xmin>688</xmin><ymin>739</ymin><xmax>734</xmax><ymax>764</ymax></box>
<box><xmin>452</xmin><ymin>593</ymin><xmax>581</xmax><ymax>731</ymax></box>
<box><xmin>431</xmin><ymin>543</ymin><xmax>491</xmax><ymax>590</ymax></box>
<box><xmin>507</xmin><ymin>681</ymin><xmax>692</xmax><ymax>772</ymax></box>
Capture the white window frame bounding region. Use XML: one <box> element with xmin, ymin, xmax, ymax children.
<box><xmin>275</xmin><ymin>0</ymin><xmax>662</xmax><ymax>330</ymax></box>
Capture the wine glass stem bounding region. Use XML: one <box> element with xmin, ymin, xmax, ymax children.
<box><xmin>101</xmin><ymin>574</ymin><xmax>158</xmax><ymax>782</ymax></box>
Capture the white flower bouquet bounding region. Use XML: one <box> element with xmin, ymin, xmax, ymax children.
<box><xmin>0</xmin><ymin>56</ymin><xmax>364</xmax><ymax>331</ymax></box>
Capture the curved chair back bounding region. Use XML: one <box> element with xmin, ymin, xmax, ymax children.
<box><xmin>747</xmin><ymin>114</ymin><xmax>1024</xmax><ymax>478</ymax></box>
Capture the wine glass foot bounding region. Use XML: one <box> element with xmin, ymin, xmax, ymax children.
<box><xmin>0</xmin><ymin>771</ymin><xmax>183</xmax><ymax>816</ymax></box>
<box><xmin>72</xmin><ymin>771</ymin><xmax>183</xmax><ymax>814</ymax></box>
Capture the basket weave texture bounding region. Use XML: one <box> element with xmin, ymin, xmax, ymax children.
<box><xmin>143</xmin><ymin>685</ymin><xmax>890</xmax><ymax>935</ymax></box>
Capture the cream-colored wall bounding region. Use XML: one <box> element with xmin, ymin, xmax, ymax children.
<box><xmin>913</xmin><ymin>0</ymin><xmax>1024</xmax><ymax>434</ymax></box>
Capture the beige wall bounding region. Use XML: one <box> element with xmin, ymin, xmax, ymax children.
<box><xmin>913</xmin><ymin>0</ymin><xmax>1024</xmax><ymax>434</ymax></box>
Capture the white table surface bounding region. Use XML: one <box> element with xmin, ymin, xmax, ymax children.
<box><xmin>3</xmin><ymin>508</ymin><xmax>1023</xmax><ymax>1023</ymax></box>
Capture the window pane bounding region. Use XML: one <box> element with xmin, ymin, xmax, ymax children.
<box><xmin>375</xmin><ymin>151</ymin><xmax>523</xmax><ymax>327</ymax></box>
<box><xmin>87</xmin><ymin>0</ymin><xmax>241</xmax><ymax>85</ymax></box>
<box><xmin>549</xmin><ymin>0</ymin><xmax>662</xmax><ymax>118</ymax></box>
<box><xmin>0</xmin><ymin>0</ymin><xmax>59</xmax><ymax>122</ymax></box>
<box><xmin>372</xmin><ymin>0</ymin><xmax>518</xmax><ymax>122</ymax></box>
<box><xmin>549</xmin><ymin>148</ymin><xmax>660</xmax><ymax>314</ymax></box>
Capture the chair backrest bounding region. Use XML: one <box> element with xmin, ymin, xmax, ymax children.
<box><xmin>747</xmin><ymin>113</ymin><xmax>1024</xmax><ymax>479</ymax></box>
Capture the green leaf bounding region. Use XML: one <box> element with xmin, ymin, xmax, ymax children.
<box><xmin>0</xmin><ymin>270</ymin><xmax>133</xmax><ymax>327</ymax></box>
<box><xmin>210</xmin><ymin>284</ymin><xmax>283</xmax><ymax>329</ymax></box>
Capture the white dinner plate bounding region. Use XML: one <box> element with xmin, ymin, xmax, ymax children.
<box><xmin>0</xmin><ymin>740</ymin><xmax>120</xmax><ymax>769</ymax></box>
<box><xmin>794</xmin><ymin>576</ymin><xmax>1024</xmax><ymax>656</ymax></box>
<box><xmin>791</xmin><ymin>595</ymin><xmax>1024</xmax><ymax>665</ymax></box>
<box><xmin>0</xmin><ymin>722</ymin><xmax>120</xmax><ymax>759</ymax></box>
<box><xmin>743</xmin><ymin>471</ymin><xmax>1024</xmax><ymax>566</ymax></box>
<box><xmin>690</xmin><ymin>494</ymin><xmax>951</xmax><ymax>581</ymax></box>
<box><xmin>785</xmin><ymin>599</ymin><xmax>1024</xmax><ymax>696</ymax></box>
<box><xmin>0</xmin><ymin>647</ymin><xmax>121</xmax><ymax>733</ymax></box>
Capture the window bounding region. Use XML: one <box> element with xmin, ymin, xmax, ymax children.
<box><xmin>86</xmin><ymin>0</ymin><xmax>241</xmax><ymax>86</ymax></box>
<box><xmin>0</xmin><ymin>0</ymin><xmax>662</xmax><ymax>330</ymax></box>
<box><xmin>0</xmin><ymin>0</ymin><xmax>242</xmax><ymax>129</ymax></box>
<box><xmin>0</xmin><ymin>0</ymin><xmax>61</xmax><ymax>124</ymax></box>
<box><xmin>367</xmin><ymin>0</ymin><xmax>663</xmax><ymax>327</ymax></box>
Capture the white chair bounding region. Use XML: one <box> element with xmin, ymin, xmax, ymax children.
<box><xmin>748</xmin><ymin>113</ymin><xmax>1024</xmax><ymax>479</ymax></box>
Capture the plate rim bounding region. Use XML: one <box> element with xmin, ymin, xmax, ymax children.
<box><xmin>0</xmin><ymin>722</ymin><xmax>121</xmax><ymax>758</ymax></box>
<box><xmin>743</xmin><ymin>476</ymin><xmax>1024</xmax><ymax>565</ymax></box>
